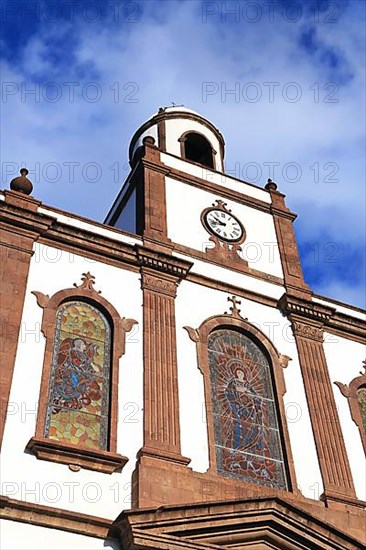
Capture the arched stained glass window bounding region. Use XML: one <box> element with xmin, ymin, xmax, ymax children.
<box><xmin>44</xmin><ymin>301</ymin><xmax>111</xmax><ymax>450</ymax></box>
<box><xmin>208</xmin><ymin>328</ymin><xmax>288</xmax><ymax>489</ymax></box>
<box><xmin>356</xmin><ymin>386</ymin><xmax>366</xmax><ymax>433</ymax></box>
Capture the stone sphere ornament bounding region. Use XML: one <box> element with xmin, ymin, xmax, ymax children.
<box><xmin>10</xmin><ymin>168</ymin><xmax>33</xmax><ymax>195</ymax></box>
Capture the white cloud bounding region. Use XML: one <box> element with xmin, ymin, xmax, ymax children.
<box><xmin>2</xmin><ymin>0</ymin><xmax>365</xmax><ymax>306</ymax></box>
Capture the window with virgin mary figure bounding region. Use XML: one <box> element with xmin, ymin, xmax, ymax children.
<box><xmin>44</xmin><ymin>301</ymin><xmax>111</xmax><ymax>451</ymax></box>
<box><xmin>208</xmin><ymin>329</ymin><xmax>288</xmax><ymax>489</ymax></box>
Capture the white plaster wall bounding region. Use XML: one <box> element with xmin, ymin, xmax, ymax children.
<box><xmin>161</xmin><ymin>153</ymin><xmax>270</xmax><ymax>203</ymax></box>
<box><xmin>324</xmin><ymin>334</ymin><xmax>366</xmax><ymax>500</ymax></box>
<box><xmin>0</xmin><ymin>520</ymin><xmax>119</xmax><ymax>550</ymax></box>
<box><xmin>164</xmin><ymin>118</ymin><xmax>223</xmax><ymax>170</ymax></box>
<box><xmin>166</xmin><ymin>178</ymin><xmax>283</xmax><ymax>279</ymax></box>
<box><xmin>175</xmin><ymin>280</ymin><xmax>323</xmax><ymax>500</ymax></box>
<box><xmin>1</xmin><ymin>243</ymin><xmax>143</xmax><ymax>518</ymax></box>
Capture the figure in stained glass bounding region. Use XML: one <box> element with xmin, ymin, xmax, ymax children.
<box><xmin>357</xmin><ymin>387</ymin><xmax>366</xmax><ymax>432</ymax></box>
<box><xmin>51</xmin><ymin>337</ymin><xmax>101</xmax><ymax>413</ymax></box>
<box><xmin>224</xmin><ymin>365</ymin><xmax>265</xmax><ymax>453</ymax></box>
<box><xmin>44</xmin><ymin>301</ymin><xmax>111</xmax><ymax>450</ymax></box>
<box><xmin>208</xmin><ymin>329</ymin><xmax>287</xmax><ymax>489</ymax></box>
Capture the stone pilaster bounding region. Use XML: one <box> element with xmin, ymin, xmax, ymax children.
<box><xmin>280</xmin><ymin>294</ymin><xmax>358</xmax><ymax>508</ymax></box>
<box><xmin>135</xmin><ymin>246</ymin><xmax>193</xmax><ymax>462</ymax></box>
<box><xmin>0</xmin><ymin>191</ymin><xmax>53</xmax><ymax>448</ymax></box>
<box><xmin>266</xmin><ymin>180</ymin><xmax>312</xmax><ymax>299</ymax></box>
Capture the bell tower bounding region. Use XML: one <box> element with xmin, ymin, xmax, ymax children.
<box><xmin>105</xmin><ymin>105</ymin><xmax>310</xmax><ymax>298</ymax></box>
<box><xmin>105</xmin><ymin>106</ymin><xmax>225</xmax><ymax>248</ymax></box>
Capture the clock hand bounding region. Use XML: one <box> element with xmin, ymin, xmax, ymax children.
<box><xmin>213</xmin><ymin>217</ymin><xmax>226</xmax><ymax>226</ymax></box>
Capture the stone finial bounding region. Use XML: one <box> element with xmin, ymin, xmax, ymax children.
<box><xmin>10</xmin><ymin>168</ymin><xmax>33</xmax><ymax>195</ymax></box>
<box><xmin>73</xmin><ymin>272</ymin><xmax>101</xmax><ymax>294</ymax></box>
<box><xmin>265</xmin><ymin>178</ymin><xmax>278</xmax><ymax>191</ymax></box>
<box><xmin>143</xmin><ymin>136</ymin><xmax>155</xmax><ymax>146</ymax></box>
<box><xmin>225</xmin><ymin>295</ymin><xmax>247</xmax><ymax>320</ymax></box>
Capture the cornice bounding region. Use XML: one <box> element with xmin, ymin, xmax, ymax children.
<box><xmin>174</xmin><ymin>242</ymin><xmax>284</xmax><ymax>287</ymax></box>
<box><xmin>135</xmin><ymin>245</ymin><xmax>193</xmax><ymax>279</ymax></box>
<box><xmin>141</xmin><ymin>157</ymin><xmax>171</xmax><ymax>175</ymax></box>
<box><xmin>0</xmin><ymin>496</ymin><xmax>115</xmax><ymax>540</ymax></box>
<box><xmin>43</xmin><ymin>221</ymin><xmax>138</xmax><ymax>267</ymax></box>
<box><xmin>270</xmin><ymin>204</ymin><xmax>297</xmax><ymax>221</ymax></box>
<box><xmin>279</xmin><ymin>293</ymin><xmax>366</xmax><ymax>343</ymax></box>
<box><xmin>326</xmin><ymin>312</ymin><xmax>366</xmax><ymax>344</ymax></box>
<box><xmin>186</xmin><ymin>272</ymin><xmax>279</xmax><ymax>308</ymax></box>
<box><xmin>279</xmin><ymin>293</ymin><xmax>335</xmax><ymax>325</ymax></box>
<box><xmin>118</xmin><ymin>495</ymin><xmax>365</xmax><ymax>549</ymax></box>
<box><xmin>166</xmin><ymin>164</ymin><xmax>273</xmax><ymax>213</ymax></box>
<box><xmin>0</xmin><ymin>197</ymin><xmax>54</xmax><ymax>236</ymax></box>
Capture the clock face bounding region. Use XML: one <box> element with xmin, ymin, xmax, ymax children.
<box><xmin>203</xmin><ymin>209</ymin><xmax>244</xmax><ymax>242</ymax></box>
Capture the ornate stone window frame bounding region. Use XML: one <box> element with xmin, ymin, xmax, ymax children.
<box><xmin>185</xmin><ymin>299</ymin><xmax>298</xmax><ymax>492</ymax></box>
<box><xmin>178</xmin><ymin>130</ymin><xmax>217</xmax><ymax>170</ymax></box>
<box><xmin>26</xmin><ymin>272</ymin><xmax>137</xmax><ymax>474</ymax></box>
<box><xmin>335</xmin><ymin>362</ymin><xmax>366</xmax><ymax>455</ymax></box>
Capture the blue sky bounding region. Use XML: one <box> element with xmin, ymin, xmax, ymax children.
<box><xmin>1</xmin><ymin>0</ymin><xmax>365</xmax><ymax>307</ymax></box>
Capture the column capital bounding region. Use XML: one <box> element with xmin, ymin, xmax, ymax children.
<box><xmin>135</xmin><ymin>245</ymin><xmax>193</xmax><ymax>280</ymax></box>
<box><xmin>279</xmin><ymin>293</ymin><xmax>335</xmax><ymax>326</ymax></box>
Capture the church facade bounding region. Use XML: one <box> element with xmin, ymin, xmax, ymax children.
<box><xmin>0</xmin><ymin>107</ymin><xmax>365</xmax><ymax>549</ymax></box>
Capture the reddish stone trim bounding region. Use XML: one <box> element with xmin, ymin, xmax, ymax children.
<box><xmin>313</xmin><ymin>293</ymin><xmax>365</xmax><ymax>316</ymax></box>
<box><xmin>39</xmin><ymin>202</ymin><xmax>140</xmax><ymax>243</ymax></box>
<box><xmin>280</xmin><ymin>293</ymin><xmax>357</xmax><ymax>508</ymax></box>
<box><xmin>0</xmin><ymin>191</ymin><xmax>54</xmax><ymax>449</ymax></box>
<box><xmin>335</xmin><ymin>362</ymin><xmax>366</xmax><ymax>455</ymax></box>
<box><xmin>138</xmin><ymin>253</ymin><xmax>192</xmax><ymax>462</ymax></box>
<box><xmin>140</xmin><ymin>141</ymin><xmax>172</xmax><ymax>250</ymax></box>
<box><xmin>37</xmin><ymin>234</ymin><xmax>140</xmax><ymax>273</ymax></box>
<box><xmin>174</xmin><ymin>242</ymin><xmax>284</xmax><ymax>286</ymax></box>
<box><xmin>186</xmin><ymin>271</ymin><xmax>279</xmax><ymax>308</ymax></box>
<box><xmin>133</xmin><ymin>247</ymin><xmax>192</xmax><ymax>495</ymax></box>
<box><xmin>267</xmin><ymin>185</ymin><xmax>312</xmax><ymax>299</ymax></box>
<box><xmin>157</xmin><ymin>119</ymin><xmax>166</xmax><ymax>151</ymax></box>
<box><xmin>28</xmin><ymin>272</ymin><xmax>137</xmax><ymax>472</ymax></box>
<box><xmin>2</xmin><ymin>190</ymin><xmax>363</xmax><ymax>345</ymax></box>
<box><xmin>119</xmin><ymin>495</ymin><xmax>366</xmax><ymax>549</ymax></box>
<box><xmin>165</xmin><ymin>162</ymin><xmax>273</xmax><ymax>214</ymax></box>
<box><xmin>2</xmin><ymin>494</ymin><xmax>364</xmax><ymax>548</ymax></box>
<box><xmin>184</xmin><ymin>307</ymin><xmax>298</xmax><ymax>494</ymax></box>
<box><xmin>129</xmin><ymin>109</ymin><xmax>225</xmax><ymax>167</ymax></box>
<box><xmin>25</xmin><ymin>436</ymin><xmax>128</xmax><ymax>474</ymax></box>
<box><xmin>0</xmin><ymin>496</ymin><xmax>115</xmax><ymax>540</ymax></box>
<box><xmin>326</xmin><ymin>314</ymin><xmax>366</xmax><ymax>345</ymax></box>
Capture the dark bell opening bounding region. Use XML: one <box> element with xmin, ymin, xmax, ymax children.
<box><xmin>184</xmin><ymin>133</ymin><xmax>214</xmax><ymax>169</ymax></box>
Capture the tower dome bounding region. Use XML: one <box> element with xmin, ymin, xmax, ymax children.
<box><xmin>129</xmin><ymin>106</ymin><xmax>225</xmax><ymax>172</ymax></box>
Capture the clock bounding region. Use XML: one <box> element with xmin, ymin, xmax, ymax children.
<box><xmin>202</xmin><ymin>206</ymin><xmax>245</xmax><ymax>243</ymax></box>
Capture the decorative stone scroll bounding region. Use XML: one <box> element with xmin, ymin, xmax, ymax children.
<box><xmin>335</xmin><ymin>361</ymin><xmax>366</xmax><ymax>455</ymax></box>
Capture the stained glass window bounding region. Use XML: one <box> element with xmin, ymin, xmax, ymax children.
<box><xmin>208</xmin><ymin>329</ymin><xmax>288</xmax><ymax>489</ymax></box>
<box><xmin>356</xmin><ymin>387</ymin><xmax>366</xmax><ymax>433</ymax></box>
<box><xmin>44</xmin><ymin>301</ymin><xmax>111</xmax><ymax>450</ymax></box>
